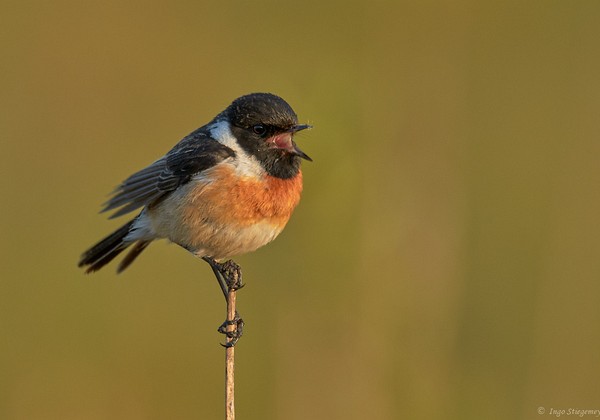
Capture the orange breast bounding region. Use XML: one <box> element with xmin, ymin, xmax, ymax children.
<box><xmin>183</xmin><ymin>164</ymin><xmax>303</xmax><ymax>229</ymax></box>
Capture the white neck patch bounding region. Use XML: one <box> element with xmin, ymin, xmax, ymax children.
<box><xmin>209</xmin><ymin>119</ymin><xmax>265</xmax><ymax>178</ymax></box>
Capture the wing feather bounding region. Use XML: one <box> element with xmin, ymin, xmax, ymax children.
<box><xmin>101</xmin><ymin>128</ymin><xmax>235</xmax><ymax>218</ymax></box>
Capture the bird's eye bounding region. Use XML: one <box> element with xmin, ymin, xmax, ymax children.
<box><xmin>252</xmin><ymin>124</ymin><xmax>267</xmax><ymax>136</ymax></box>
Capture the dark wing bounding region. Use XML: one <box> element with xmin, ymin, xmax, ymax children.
<box><xmin>102</xmin><ymin>128</ymin><xmax>235</xmax><ymax>219</ymax></box>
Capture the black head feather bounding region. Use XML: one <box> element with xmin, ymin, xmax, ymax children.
<box><xmin>224</xmin><ymin>93</ymin><xmax>310</xmax><ymax>179</ymax></box>
<box><xmin>226</xmin><ymin>93</ymin><xmax>299</xmax><ymax>130</ymax></box>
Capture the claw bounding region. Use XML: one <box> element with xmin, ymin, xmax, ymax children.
<box><xmin>203</xmin><ymin>257</ymin><xmax>244</xmax><ymax>298</ymax></box>
<box><xmin>219</xmin><ymin>260</ymin><xmax>244</xmax><ymax>290</ymax></box>
<box><xmin>218</xmin><ymin>315</ymin><xmax>244</xmax><ymax>347</ymax></box>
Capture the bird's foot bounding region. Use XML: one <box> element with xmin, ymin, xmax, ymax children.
<box><xmin>202</xmin><ymin>257</ymin><xmax>244</xmax><ymax>298</ymax></box>
<box><xmin>218</xmin><ymin>260</ymin><xmax>244</xmax><ymax>290</ymax></box>
<box><xmin>218</xmin><ymin>311</ymin><xmax>244</xmax><ymax>348</ymax></box>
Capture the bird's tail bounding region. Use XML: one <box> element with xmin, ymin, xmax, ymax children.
<box><xmin>78</xmin><ymin>219</ymin><xmax>150</xmax><ymax>273</ymax></box>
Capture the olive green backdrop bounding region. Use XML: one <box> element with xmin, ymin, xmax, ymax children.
<box><xmin>2</xmin><ymin>1</ymin><xmax>599</xmax><ymax>419</ymax></box>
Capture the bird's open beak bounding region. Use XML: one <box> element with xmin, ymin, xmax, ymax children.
<box><xmin>289</xmin><ymin>124</ymin><xmax>312</xmax><ymax>161</ymax></box>
<box><xmin>271</xmin><ymin>124</ymin><xmax>313</xmax><ymax>161</ymax></box>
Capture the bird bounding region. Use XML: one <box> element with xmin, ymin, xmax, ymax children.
<box><xmin>78</xmin><ymin>93</ymin><xmax>312</xmax><ymax>279</ymax></box>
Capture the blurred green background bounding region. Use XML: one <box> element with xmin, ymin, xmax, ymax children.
<box><xmin>2</xmin><ymin>1</ymin><xmax>600</xmax><ymax>419</ymax></box>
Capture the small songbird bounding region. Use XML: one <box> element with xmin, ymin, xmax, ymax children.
<box><xmin>78</xmin><ymin>93</ymin><xmax>312</xmax><ymax>275</ymax></box>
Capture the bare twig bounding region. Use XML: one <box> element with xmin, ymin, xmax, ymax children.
<box><xmin>225</xmin><ymin>286</ymin><xmax>237</xmax><ymax>420</ymax></box>
<box><xmin>203</xmin><ymin>257</ymin><xmax>243</xmax><ymax>420</ymax></box>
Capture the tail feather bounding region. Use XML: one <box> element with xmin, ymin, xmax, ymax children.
<box><xmin>83</xmin><ymin>243</ymin><xmax>128</xmax><ymax>273</ymax></box>
<box><xmin>117</xmin><ymin>241</ymin><xmax>150</xmax><ymax>273</ymax></box>
<box><xmin>79</xmin><ymin>219</ymin><xmax>148</xmax><ymax>273</ymax></box>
